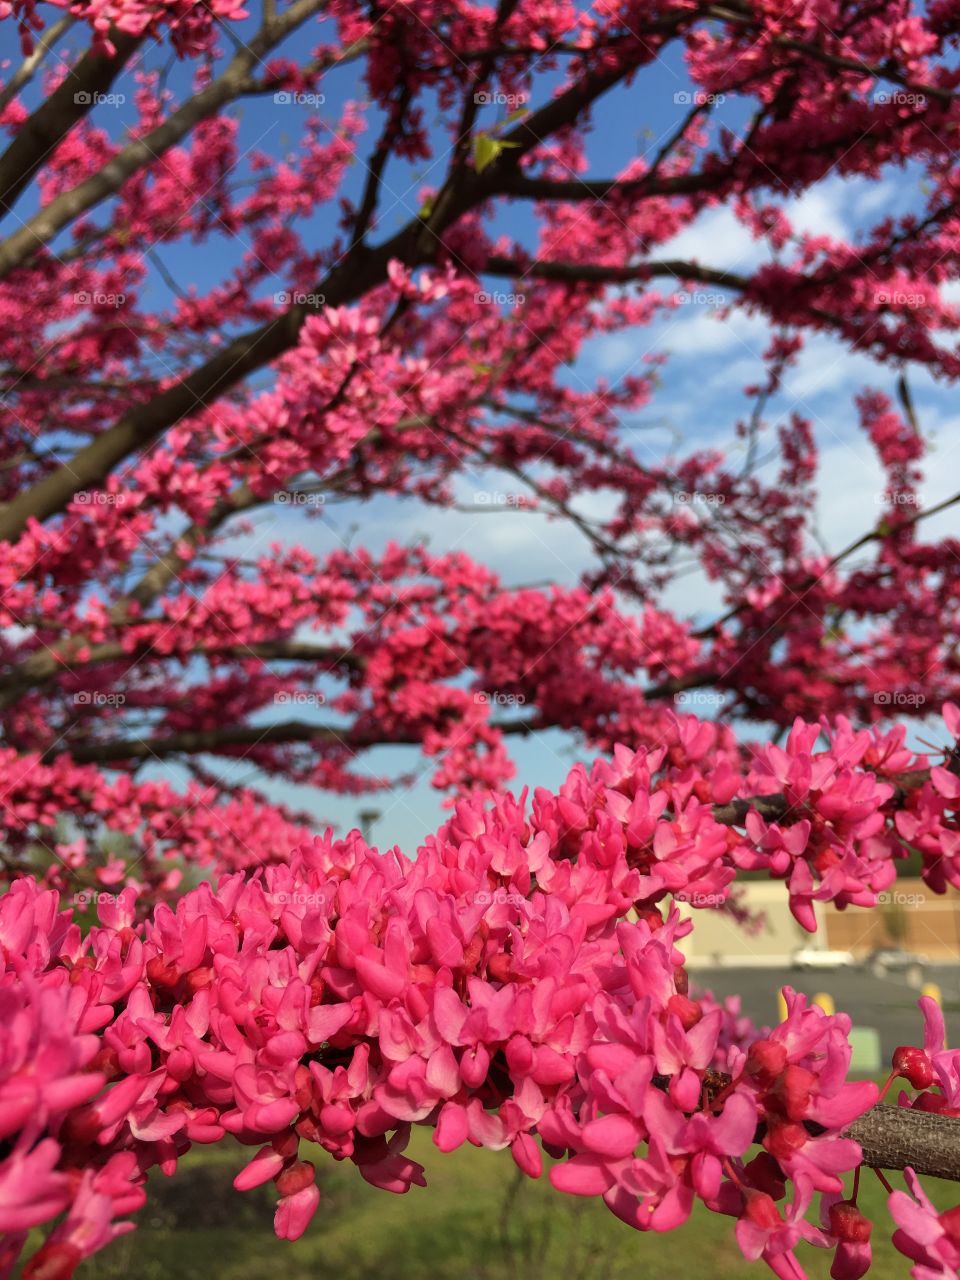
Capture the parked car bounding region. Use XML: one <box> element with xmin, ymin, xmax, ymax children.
<box><xmin>866</xmin><ymin>947</ymin><xmax>929</xmax><ymax>971</ymax></box>
<box><xmin>791</xmin><ymin>946</ymin><xmax>855</xmax><ymax>970</ymax></box>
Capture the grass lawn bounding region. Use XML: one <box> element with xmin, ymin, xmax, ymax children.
<box><xmin>73</xmin><ymin>1127</ymin><xmax>957</xmax><ymax>1280</ymax></box>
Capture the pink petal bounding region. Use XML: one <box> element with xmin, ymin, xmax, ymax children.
<box><xmin>550</xmin><ymin>1154</ymin><xmax>614</xmax><ymax>1196</ymax></box>
<box><xmin>274</xmin><ymin>1184</ymin><xmax>320</xmax><ymax>1241</ymax></box>
<box><xmin>581</xmin><ymin>1114</ymin><xmax>642</xmax><ymax>1160</ymax></box>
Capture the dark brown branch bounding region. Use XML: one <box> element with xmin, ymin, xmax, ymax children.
<box><xmin>494</xmin><ymin>170</ymin><xmax>729</xmax><ymax>202</ymax></box>
<box><xmin>0</xmin><ymin>28</ymin><xmax>684</xmax><ymax>544</ymax></box>
<box><xmin>0</xmin><ymin>0</ymin><xmax>332</xmax><ymax>281</ymax></box>
<box><xmin>497</xmin><ymin>10</ymin><xmax>699</xmax><ymax>161</ymax></box>
<box><xmin>43</xmin><ymin>667</ymin><xmax>710</xmax><ymax>764</ymax></box>
<box><xmin>49</xmin><ymin>715</ymin><xmax>539</xmax><ymax>764</ymax></box>
<box><xmin>0</xmin><ymin>13</ymin><xmax>77</xmax><ymax>117</ymax></box>
<box><xmin>0</xmin><ymin>29</ymin><xmax>143</xmax><ymax>221</ymax></box>
<box><xmin>711</xmin><ymin>769</ymin><xmax>931</xmax><ymax>826</ymax></box>
<box><xmin>483</xmin><ymin>254</ymin><xmax>749</xmax><ymax>290</ymax></box>
<box><xmin>847</xmin><ymin>1104</ymin><xmax>960</xmax><ymax>1181</ymax></box>
<box><xmin>657</xmin><ymin>1065</ymin><xmax>960</xmax><ymax>1183</ymax></box>
<box><xmin>349</xmin><ymin>84</ymin><xmax>414</xmax><ymax>249</ymax></box>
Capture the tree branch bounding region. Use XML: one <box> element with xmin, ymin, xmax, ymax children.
<box><xmin>494</xmin><ymin>169</ymin><xmax>729</xmax><ymax>202</ymax></box>
<box><xmin>0</xmin><ymin>0</ymin><xmax>332</xmax><ymax>281</ymax></box>
<box><xmin>50</xmin><ymin>715</ymin><xmax>541</xmax><ymax>764</ymax></box>
<box><xmin>847</xmin><ymin>1104</ymin><xmax>960</xmax><ymax>1181</ymax></box>
<box><xmin>0</xmin><ymin>30</ymin><xmax>684</xmax><ymax>544</ymax></box>
<box><xmin>0</xmin><ymin>13</ymin><xmax>77</xmax><ymax>117</ymax></box>
<box><xmin>0</xmin><ymin>638</ymin><xmax>365</xmax><ymax>707</ymax></box>
<box><xmin>0</xmin><ymin>28</ymin><xmax>143</xmax><ymax>221</ymax></box>
<box><xmin>483</xmin><ymin>253</ymin><xmax>749</xmax><ymax>290</ymax></box>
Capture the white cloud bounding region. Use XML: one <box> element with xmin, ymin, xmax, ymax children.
<box><xmin>781</xmin><ymin>184</ymin><xmax>850</xmax><ymax>242</ymax></box>
<box><xmin>656</xmin><ymin>305</ymin><xmax>769</xmax><ymax>359</ymax></box>
<box><xmin>780</xmin><ymin>333</ymin><xmax>879</xmax><ymax>403</ymax></box>
<box><xmin>657</xmin><ymin>205</ymin><xmax>765</xmax><ymax>273</ymax></box>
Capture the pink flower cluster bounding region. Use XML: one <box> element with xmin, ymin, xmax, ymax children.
<box><xmin>0</xmin><ymin>739</ymin><xmax>912</xmax><ymax>1280</ymax></box>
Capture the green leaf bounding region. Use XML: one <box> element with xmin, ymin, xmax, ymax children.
<box><xmin>473</xmin><ymin>133</ymin><xmax>500</xmax><ymax>173</ymax></box>
<box><xmin>417</xmin><ymin>196</ymin><xmax>435</xmax><ymax>220</ymax></box>
<box><xmin>473</xmin><ymin>134</ymin><xmax>520</xmax><ymax>173</ymax></box>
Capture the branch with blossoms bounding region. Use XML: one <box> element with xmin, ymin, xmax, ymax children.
<box><xmin>8</xmin><ymin>710</ymin><xmax>960</xmax><ymax>1280</ymax></box>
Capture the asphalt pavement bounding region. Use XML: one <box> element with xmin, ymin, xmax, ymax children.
<box><xmin>690</xmin><ymin>965</ymin><xmax>960</xmax><ymax>1060</ymax></box>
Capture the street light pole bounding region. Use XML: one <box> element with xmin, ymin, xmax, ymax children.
<box><xmin>358</xmin><ymin>809</ymin><xmax>381</xmax><ymax>844</ymax></box>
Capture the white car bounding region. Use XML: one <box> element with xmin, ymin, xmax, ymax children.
<box><xmin>791</xmin><ymin>947</ymin><xmax>855</xmax><ymax>970</ymax></box>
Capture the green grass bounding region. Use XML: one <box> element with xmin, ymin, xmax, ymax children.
<box><xmin>72</xmin><ymin>1129</ymin><xmax>960</xmax><ymax>1280</ymax></box>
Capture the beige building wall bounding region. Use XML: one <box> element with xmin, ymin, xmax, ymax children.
<box><xmin>823</xmin><ymin>879</ymin><xmax>960</xmax><ymax>960</ymax></box>
<box><xmin>675</xmin><ymin>881</ymin><xmax>814</xmax><ymax>969</ymax></box>
<box><xmin>675</xmin><ymin>878</ymin><xmax>960</xmax><ymax>968</ymax></box>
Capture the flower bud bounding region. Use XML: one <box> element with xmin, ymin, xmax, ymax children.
<box><xmin>892</xmin><ymin>1045</ymin><xmax>934</xmax><ymax>1089</ymax></box>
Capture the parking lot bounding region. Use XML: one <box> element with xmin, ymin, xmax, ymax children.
<box><xmin>691</xmin><ymin>964</ymin><xmax>960</xmax><ymax>1061</ymax></box>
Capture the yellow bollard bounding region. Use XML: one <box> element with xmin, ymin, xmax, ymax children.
<box><xmin>922</xmin><ymin>983</ymin><xmax>946</xmax><ymax>1047</ymax></box>
<box><xmin>813</xmin><ymin>992</ymin><xmax>835</xmax><ymax>1015</ymax></box>
<box><xmin>777</xmin><ymin>990</ymin><xmax>788</xmax><ymax>1022</ymax></box>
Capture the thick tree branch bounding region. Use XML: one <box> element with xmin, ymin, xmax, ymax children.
<box><xmin>51</xmin><ymin>716</ymin><xmax>542</xmax><ymax>764</ymax></box>
<box><xmin>0</xmin><ymin>33</ymin><xmax>679</xmax><ymax>544</ymax></box>
<box><xmin>710</xmin><ymin>769</ymin><xmax>932</xmax><ymax>826</ymax></box>
<box><xmin>847</xmin><ymin>1104</ymin><xmax>960</xmax><ymax>1180</ymax></box>
<box><xmin>660</xmin><ymin>1066</ymin><xmax>960</xmax><ymax>1183</ymax></box>
<box><xmin>483</xmin><ymin>254</ymin><xmax>750</xmax><ymax>290</ymax></box>
<box><xmin>36</xmin><ymin>668</ymin><xmax>721</xmax><ymax>764</ymax></box>
<box><xmin>0</xmin><ymin>13</ymin><xmax>76</xmax><ymax>117</ymax></box>
<box><xmin>494</xmin><ymin>169</ymin><xmax>729</xmax><ymax>202</ymax></box>
<box><xmin>0</xmin><ymin>0</ymin><xmax>334</xmax><ymax>282</ymax></box>
<box><xmin>0</xmin><ymin>29</ymin><xmax>144</xmax><ymax>221</ymax></box>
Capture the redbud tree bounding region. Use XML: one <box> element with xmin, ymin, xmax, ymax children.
<box><xmin>4</xmin><ymin>0</ymin><xmax>960</xmax><ymax>1276</ymax></box>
